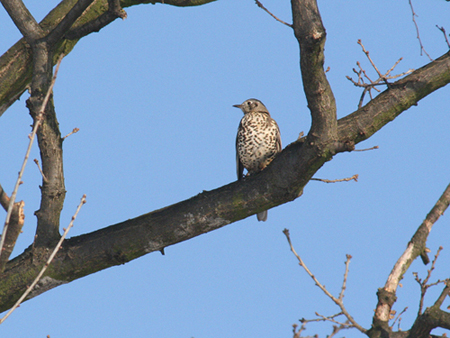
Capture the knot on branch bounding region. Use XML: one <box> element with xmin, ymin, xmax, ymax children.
<box><xmin>377</xmin><ymin>288</ymin><xmax>397</xmax><ymax>307</ymax></box>
<box><xmin>333</xmin><ymin>141</ymin><xmax>355</xmax><ymax>154</ymax></box>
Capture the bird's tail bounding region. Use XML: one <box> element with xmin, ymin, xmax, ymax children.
<box><xmin>257</xmin><ymin>210</ymin><xmax>268</xmax><ymax>222</ymax></box>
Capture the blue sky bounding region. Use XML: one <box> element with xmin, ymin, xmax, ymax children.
<box><xmin>0</xmin><ymin>1</ymin><xmax>450</xmax><ymax>337</ymax></box>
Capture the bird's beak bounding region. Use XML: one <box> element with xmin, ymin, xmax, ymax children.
<box><xmin>233</xmin><ymin>104</ymin><xmax>242</xmax><ymax>109</ymax></box>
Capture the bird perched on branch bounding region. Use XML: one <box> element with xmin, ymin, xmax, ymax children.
<box><xmin>234</xmin><ymin>98</ymin><xmax>282</xmax><ymax>222</ymax></box>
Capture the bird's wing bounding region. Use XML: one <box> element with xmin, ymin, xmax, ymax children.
<box><xmin>275</xmin><ymin>121</ymin><xmax>282</xmax><ymax>153</ymax></box>
<box><xmin>236</xmin><ymin>127</ymin><xmax>245</xmax><ymax>181</ymax></box>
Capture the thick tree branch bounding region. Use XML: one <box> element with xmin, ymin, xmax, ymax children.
<box><xmin>46</xmin><ymin>0</ymin><xmax>96</xmax><ymax>47</ymax></box>
<box><xmin>291</xmin><ymin>0</ymin><xmax>337</xmax><ymax>144</ymax></box>
<box><xmin>29</xmin><ymin>96</ymin><xmax>66</xmax><ymax>247</ymax></box>
<box><xmin>2</xmin><ymin>1</ymin><xmax>72</xmax><ymax>249</ymax></box>
<box><xmin>26</xmin><ymin>52</ymin><xmax>66</xmax><ymax>247</ymax></box>
<box><xmin>408</xmin><ymin>282</ymin><xmax>450</xmax><ymax>338</ymax></box>
<box><xmin>0</xmin><ymin>0</ymin><xmax>43</xmax><ymax>43</ymax></box>
<box><xmin>65</xmin><ymin>0</ymin><xmax>127</xmax><ymax>40</ymax></box>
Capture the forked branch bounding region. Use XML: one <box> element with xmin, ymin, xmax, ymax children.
<box><xmin>0</xmin><ymin>54</ymin><xmax>64</xmax><ymax>262</ymax></box>
<box><xmin>372</xmin><ymin>183</ymin><xmax>450</xmax><ymax>333</ymax></box>
<box><xmin>0</xmin><ymin>194</ymin><xmax>86</xmax><ymax>325</ymax></box>
<box><xmin>346</xmin><ymin>40</ymin><xmax>414</xmax><ymax>108</ymax></box>
<box><xmin>283</xmin><ymin>229</ymin><xmax>367</xmax><ymax>333</ymax></box>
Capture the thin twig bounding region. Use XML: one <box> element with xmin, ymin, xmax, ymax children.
<box><xmin>414</xmin><ymin>246</ymin><xmax>445</xmax><ymax>315</ymax></box>
<box><xmin>409</xmin><ymin>0</ymin><xmax>433</xmax><ymax>61</ymax></box>
<box><xmin>328</xmin><ymin>322</ymin><xmax>352</xmax><ymax>338</ymax></box>
<box><xmin>354</xmin><ymin>145</ymin><xmax>379</xmax><ymax>152</ymax></box>
<box><xmin>0</xmin><ymin>194</ymin><xmax>86</xmax><ymax>324</ymax></box>
<box><xmin>300</xmin><ymin>311</ymin><xmax>344</xmax><ymax>324</ymax></box>
<box><xmin>358</xmin><ymin>40</ymin><xmax>383</xmax><ymax>78</ymax></box>
<box><xmin>347</xmin><ymin>41</ymin><xmax>414</xmax><ymax>108</ymax></box>
<box><xmin>0</xmin><ymin>54</ymin><xmax>64</xmax><ymax>259</ymax></box>
<box><xmin>33</xmin><ymin>159</ymin><xmax>48</xmax><ymax>182</ymax></box>
<box><xmin>254</xmin><ymin>0</ymin><xmax>292</xmax><ymax>28</ymax></box>
<box><xmin>311</xmin><ymin>174</ymin><xmax>358</xmax><ymax>183</ymax></box>
<box><xmin>436</xmin><ymin>25</ymin><xmax>450</xmax><ymax>49</ymax></box>
<box><xmin>292</xmin><ymin>322</ymin><xmax>306</xmax><ymax>338</ymax></box>
<box><xmin>65</xmin><ymin>0</ymin><xmax>127</xmax><ymax>40</ymax></box>
<box><xmin>339</xmin><ymin>254</ymin><xmax>352</xmax><ymax>301</ymax></box>
<box><xmin>391</xmin><ymin>306</ymin><xmax>408</xmax><ymax>330</ymax></box>
<box><xmin>62</xmin><ymin>127</ymin><xmax>80</xmax><ymax>140</ymax></box>
<box><xmin>314</xmin><ymin>312</ymin><xmax>350</xmax><ymax>326</ymax></box>
<box><xmin>283</xmin><ymin>229</ymin><xmax>367</xmax><ymax>333</ymax></box>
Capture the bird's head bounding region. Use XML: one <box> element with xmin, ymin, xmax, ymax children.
<box><xmin>233</xmin><ymin>99</ymin><xmax>268</xmax><ymax>114</ymax></box>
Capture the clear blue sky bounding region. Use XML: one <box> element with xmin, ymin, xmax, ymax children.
<box><xmin>1</xmin><ymin>1</ymin><xmax>449</xmax><ymax>337</ymax></box>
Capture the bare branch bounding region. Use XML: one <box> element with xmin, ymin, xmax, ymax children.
<box><xmin>0</xmin><ymin>0</ymin><xmax>43</xmax><ymax>42</ymax></box>
<box><xmin>291</xmin><ymin>0</ymin><xmax>338</xmax><ymax>143</ymax></box>
<box><xmin>255</xmin><ymin>0</ymin><xmax>292</xmax><ymax>28</ymax></box>
<box><xmin>292</xmin><ymin>323</ymin><xmax>306</xmax><ymax>338</ymax></box>
<box><xmin>373</xmin><ymin>183</ymin><xmax>450</xmax><ymax>323</ymax></box>
<box><xmin>33</xmin><ymin>159</ymin><xmax>48</xmax><ymax>183</ymax></box>
<box><xmin>354</xmin><ymin>145</ymin><xmax>379</xmax><ymax>152</ymax></box>
<box><xmin>436</xmin><ymin>25</ymin><xmax>450</xmax><ymax>49</ymax></box>
<box><xmin>0</xmin><ymin>54</ymin><xmax>64</xmax><ymax>260</ymax></box>
<box><xmin>390</xmin><ymin>306</ymin><xmax>408</xmax><ymax>330</ymax></box>
<box><xmin>433</xmin><ymin>280</ymin><xmax>450</xmax><ymax>309</ymax></box>
<box><xmin>0</xmin><ymin>194</ymin><xmax>86</xmax><ymax>325</ymax></box>
<box><xmin>46</xmin><ymin>0</ymin><xmax>97</xmax><ymax>47</ymax></box>
<box><xmin>65</xmin><ymin>0</ymin><xmax>127</xmax><ymax>40</ymax></box>
<box><xmin>414</xmin><ymin>246</ymin><xmax>445</xmax><ymax>315</ymax></box>
<box><xmin>283</xmin><ymin>229</ymin><xmax>367</xmax><ymax>333</ymax></box>
<box><xmin>311</xmin><ymin>174</ymin><xmax>358</xmax><ymax>184</ymax></box>
<box><xmin>0</xmin><ymin>200</ymin><xmax>24</xmax><ymax>273</ymax></box>
<box><xmin>409</xmin><ymin>0</ymin><xmax>433</xmax><ymax>61</ymax></box>
<box><xmin>0</xmin><ymin>184</ymin><xmax>11</xmax><ymax>212</ymax></box>
<box><xmin>347</xmin><ymin>40</ymin><xmax>414</xmax><ymax>108</ymax></box>
<box><xmin>339</xmin><ymin>254</ymin><xmax>351</xmax><ymax>301</ymax></box>
<box><xmin>62</xmin><ymin>127</ymin><xmax>80</xmax><ymax>140</ymax></box>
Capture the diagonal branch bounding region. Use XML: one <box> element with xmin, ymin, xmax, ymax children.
<box><xmin>337</xmin><ymin>52</ymin><xmax>450</xmax><ymax>145</ymax></box>
<box><xmin>0</xmin><ymin>0</ymin><xmax>43</xmax><ymax>42</ymax></box>
<box><xmin>370</xmin><ymin>183</ymin><xmax>450</xmax><ymax>335</ymax></box>
<box><xmin>46</xmin><ymin>0</ymin><xmax>97</xmax><ymax>47</ymax></box>
<box><xmin>65</xmin><ymin>0</ymin><xmax>127</xmax><ymax>40</ymax></box>
<box><xmin>0</xmin><ymin>191</ymin><xmax>24</xmax><ymax>274</ymax></box>
<box><xmin>283</xmin><ymin>229</ymin><xmax>366</xmax><ymax>333</ymax></box>
<box><xmin>0</xmin><ymin>194</ymin><xmax>85</xmax><ymax>325</ymax></box>
<box><xmin>408</xmin><ymin>281</ymin><xmax>450</xmax><ymax>338</ymax></box>
<box><xmin>254</xmin><ymin>0</ymin><xmax>292</xmax><ymax>28</ymax></box>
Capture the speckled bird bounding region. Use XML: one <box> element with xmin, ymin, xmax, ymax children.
<box><xmin>234</xmin><ymin>98</ymin><xmax>282</xmax><ymax>222</ymax></box>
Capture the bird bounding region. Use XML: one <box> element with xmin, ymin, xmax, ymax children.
<box><xmin>234</xmin><ymin>98</ymin><xmax>282</xmax><ymax>222</ymax></box>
